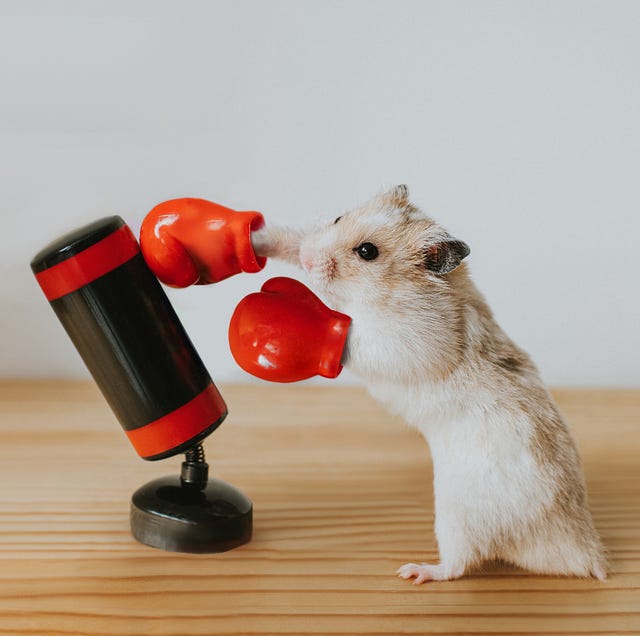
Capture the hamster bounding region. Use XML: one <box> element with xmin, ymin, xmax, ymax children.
<box><xmin>251</xmin><ymin>185</ymin><xmax>607</xmax><ymax>583</ymax></box>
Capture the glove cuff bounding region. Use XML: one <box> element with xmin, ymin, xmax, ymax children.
<box><xmin>317</xmin><ymin>310</ymin><xmax>351</xmax><ymax>379</ymax></box>
<box><xmin>233</xmin><ymin>211</ymin><xmax>267</xmax><ymax>274</ymax></box>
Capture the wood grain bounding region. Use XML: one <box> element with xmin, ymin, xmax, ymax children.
<box><xmin>0</xmin><ymin>381</ymin><xmax>638</xmax><ymax>635</ymax></box>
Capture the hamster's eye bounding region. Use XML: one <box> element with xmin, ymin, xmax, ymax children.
<box><xmin>334</xmin><ymin>216</ymin><xmax>342</xmax><ymax>224</ymax></box>
<box><xmin>354</xmin><ymin>242</ymin><xmax>379</xmax><ymax>261</ymax></box>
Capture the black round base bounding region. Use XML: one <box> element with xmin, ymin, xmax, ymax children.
<box><xmin>130</xmin><ymin>475</ymin><xmax>252</xmax><ymax>553</ymax></box>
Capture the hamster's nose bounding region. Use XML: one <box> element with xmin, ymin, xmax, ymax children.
<box><xmin>299</xmin><ymin>246</ymin><xmax>314</xmax><ymax>272</ymax></box>
<box><xmin>301</xmin><ymin>254</ymin><xmax>314</xmax><ymax>272</ymax></box>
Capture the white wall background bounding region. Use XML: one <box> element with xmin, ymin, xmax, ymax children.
<box><xmin>1</xmin><ymin>0</ymin><xmax>638</xmax><ymax>387</ymax></box>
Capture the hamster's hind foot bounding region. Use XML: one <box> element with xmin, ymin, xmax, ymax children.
<box><xmin>396</xmin><ymin>562</ymin><xmax>465</xmax><ymax>584</ymax></box>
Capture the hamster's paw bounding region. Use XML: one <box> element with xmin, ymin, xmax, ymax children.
<box><xmin>396</xmin><ymin>562</ymin><xmax>463</xmax><ymax>584</ymax></box>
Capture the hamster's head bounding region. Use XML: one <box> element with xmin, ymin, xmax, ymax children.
<box><xmin>299</xmin><ymin>185</ymin><xmax>471</xmax><ymax>382</ymax></box>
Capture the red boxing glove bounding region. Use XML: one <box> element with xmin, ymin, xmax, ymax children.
<box><xmin>229</xmin><ymin>277</ymin><xmax>351</xmax><ymax>383</ymax></box>
<box><xmin>140</xmin><ymin>198</ymin><xmax>266</xmax><ymax>287</ymax></box>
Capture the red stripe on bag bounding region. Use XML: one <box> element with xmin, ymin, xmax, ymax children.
<box><xmin>35</xmin><ymin>225</ymin><xmax>140</xmax><ymax>301</ymax></box>
<box><xmin>125</xmin><ymin>383</ymin><xmax>227</xmax><ymax>459</ymax></box>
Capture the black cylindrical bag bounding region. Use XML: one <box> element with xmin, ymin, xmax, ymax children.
<box><xmin>31</xmin><ymin>216</ymin><xmax>227</xmax><ymax>460</ymax></box>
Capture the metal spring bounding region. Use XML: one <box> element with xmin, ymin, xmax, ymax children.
<box><xmin>185</xmin><ymin>443</ymin><xmax>206</xmax><ymax>465</ymax></box>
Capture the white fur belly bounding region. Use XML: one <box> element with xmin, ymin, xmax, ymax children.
<box><xmin>428</xmin><ymin>411</ymin><xmax>555</xmax><ymax>555</ymax></box>
<box><xmin>370</xmin><ymin>381</ymin><xmax>556</xmax><ymax>555</ymax></box>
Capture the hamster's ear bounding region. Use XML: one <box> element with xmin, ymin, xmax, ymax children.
<box><xmin>423</xmin><ymin>237</ymin><xmax>470</xmax><ymax>274</ymax></box>
<box><xmin>384</xmin><ymin>184</ymin><xmax>409</xmax><ymax>207</ymax></box>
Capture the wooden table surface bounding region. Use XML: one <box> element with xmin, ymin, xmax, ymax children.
<box><xmin>0</xmin><ymin>381</ymin><xmax>638</xmax><ymax>635</ymax></box>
